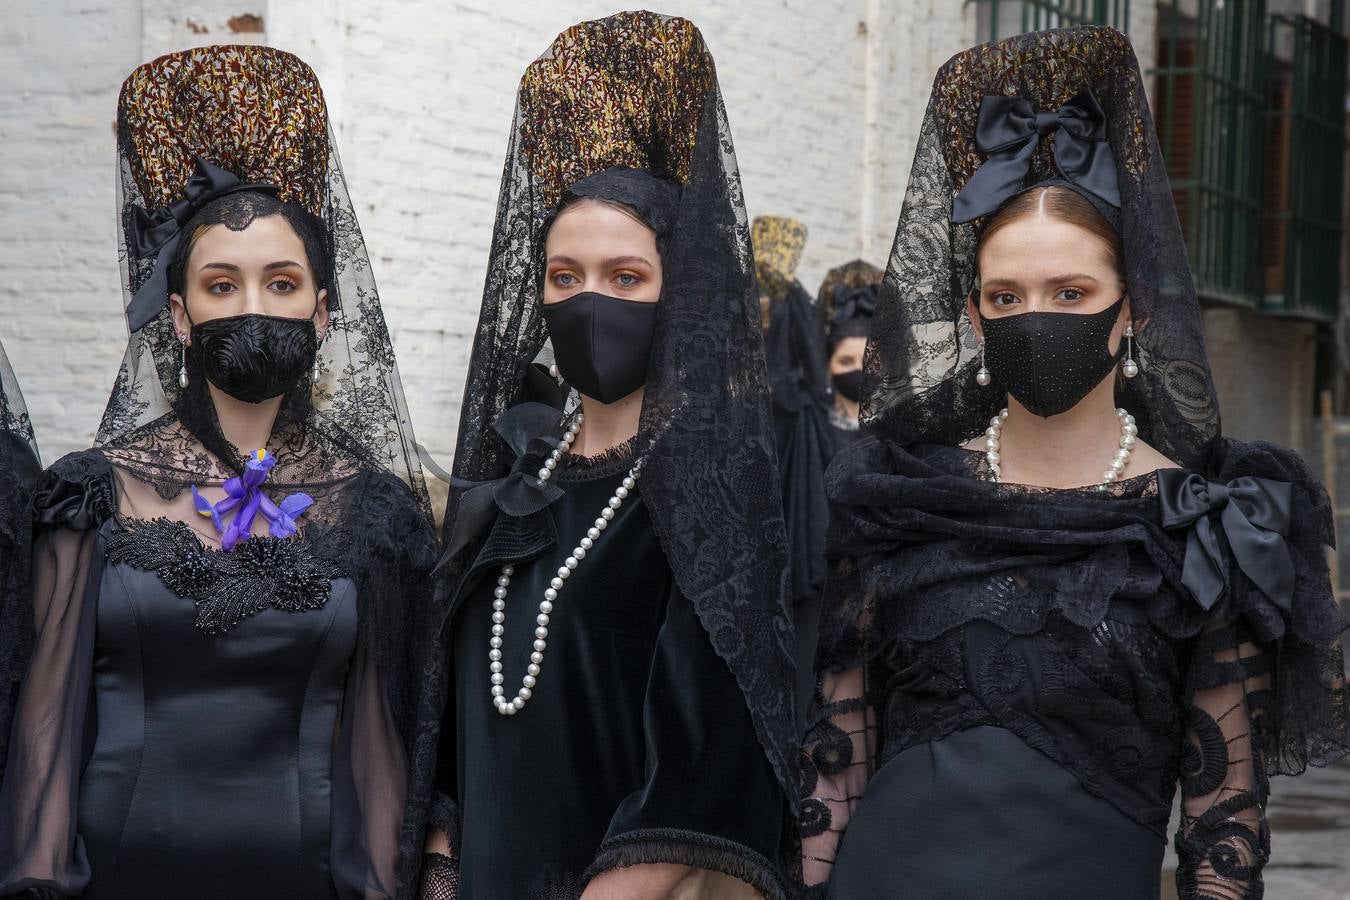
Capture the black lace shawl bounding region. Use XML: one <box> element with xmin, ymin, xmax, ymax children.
<box><xmin>408</xmin><ymin>10</ymin><xmax>798</xmax><ymax>890</ymax></box>
<box><xmin>0</xmin><ymin>341</ymin><xmax>40</xmax><ymax>781</ymax></box>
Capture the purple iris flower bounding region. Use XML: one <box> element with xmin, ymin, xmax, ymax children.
<box><xmin>192</xmin><ymin>449</ymin><xmax>314</xmax><ymax>550</ymax></box>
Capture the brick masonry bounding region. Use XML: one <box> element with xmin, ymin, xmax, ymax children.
<box><xmin>0</xmin><ymin>0</ymin><xmax>1319</xmax><ymax>471</ymax></box>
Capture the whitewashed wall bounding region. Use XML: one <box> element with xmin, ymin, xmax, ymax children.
<box><xmin>1</xmin><ymin>0</ymin><xmax>984</xmax><ymax>468</ymax></box>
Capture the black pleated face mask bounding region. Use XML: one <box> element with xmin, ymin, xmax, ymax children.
<box><xmin>979</xmin><ymin>295</ymin><xmax>1126</xmax><ymax>418</ymax></box>
<box><xmin>541</xmin><ymin>291</ymin><xmax>658</xmax><ymax>404</ymax></box>
<box><xmin>190</xmin><ymin>313</ymin><xmax>318</xmax><ymax>404</ymax></box>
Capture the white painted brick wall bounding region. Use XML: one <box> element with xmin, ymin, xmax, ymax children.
<box><xmin>1</xmin><ymin>0</ymin><xmax>1155</xmax><ymax>468</ymax></box>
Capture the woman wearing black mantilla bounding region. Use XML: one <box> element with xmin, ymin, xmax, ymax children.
<box><xmin>0</xmin><ymin>46</ymin><xmax>435</xmax><ymax>899</ymax></box>
<box><xmin>408</xmin><ymin>12</ymin><xmax>798</xmax><ymax>900</ymax></box>
<box><xmin>800</xmin><ymin>27</ymin><xmax>1349</xmax><ymax>900</ymax></box>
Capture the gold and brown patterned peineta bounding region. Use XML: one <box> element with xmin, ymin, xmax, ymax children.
<box><xmin>817</xmin><ymin>259</ymin><xmax>883</xmax><ymax>318</ymax></box>
<box><xmin>519</xmin><ymin>11</ymin><xmax>715</xmax><ymax>209</ymax></box>
<box><xmin>932</xmin><ymin>27</ymin><xmax>1148</xmax><ymax>197</ymax></box>
<box><xmin>752</xmin><ymin>215</ymin><xmax>808</xmax><ymax>301</ymax></box>
<box><xmin>118</xmin><ymin>45</ymin><xmax>329</xmax><ymax>216</ymax></box>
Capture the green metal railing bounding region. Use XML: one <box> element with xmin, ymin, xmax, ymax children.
<box><xmin>970</xmin><ymin>0</ymin><xmax>1130</xmax><ymax>41</ymax></box>
<box><xmin>1262</xmin><ymin>15</ymin><xmax>1347</xmax><ymax>320</ymax></box>
<box><xmin>1154</xmin><ymin>0</ymin><xmax>1268</xmax><ymax>308</ymax></box>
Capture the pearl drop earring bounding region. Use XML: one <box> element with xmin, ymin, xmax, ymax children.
<box><xmin>1122</xmin><ymin>323</ymin><xmax>1139</xmax><ymax>379</ymax></box>
<box><xmin>178</xmin><ymin>339</ymin><xmax>189</xmax><ymax>389</ymax></box>
<box><xmin>975</xmin><ymin>341</ymin><xmax>992</xmax><ymax>387</ymax></box>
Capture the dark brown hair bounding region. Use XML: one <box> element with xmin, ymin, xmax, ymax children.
<box><xmin>976</xmin><ymin>186</ymin><xmax>1124</xmax><ymax>284</ymax></box>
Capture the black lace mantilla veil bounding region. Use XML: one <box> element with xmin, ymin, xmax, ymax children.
<box><xmin>0</xmin><ymin>45</ymin><xmax>436</xmax><ymax>896</ymax></box>
<box><xmin>805</xmin><ymin>26</ymin><xmax>1348</xmax><ymax>898</ymax></box>
<box><xmin>0</xmin><ymin>341</ymin><xmax>40</xmax><ymax>779</ymax></box>
<box><xmin>409</xmin><ymin>7</ymin><xmax>798</xmax><ymax>878</ymax></box>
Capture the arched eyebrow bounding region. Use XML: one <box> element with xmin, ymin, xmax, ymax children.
<box><xmin>197</xmin><ymin>260</ymin><xmax>304</xmax><ymax>273</ymax></box>
<box><xmin>982</xmin><ymin>272</ymin><xmax>1101</xmax><ymax>290</ymax></box>
<box><xmin>545</xmin><ymin>254</ymin><xmax>655</xmax><ymax>268</ymax></box>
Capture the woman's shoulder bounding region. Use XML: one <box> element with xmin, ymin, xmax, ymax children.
<box><xmin>35</xmin><ymin>448</ymin><xmax>116</xmax><ymax>531</ymax></box>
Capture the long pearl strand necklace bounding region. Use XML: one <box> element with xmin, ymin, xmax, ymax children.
<box><xmin>488</xmin><ymin>413</ymin><xmax>643</xmax><ymax>716</ymax></box>
<box><xmin>984</xmin><ymin>407</ymin><xmax>1137</xmax><ymax>487</ymax></box>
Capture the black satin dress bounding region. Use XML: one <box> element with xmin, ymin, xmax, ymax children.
<box><xmin>78</xmin><ymin>519</ymin><xmax>357</xmax><ymax>899</ymax></box>
<box><xmin>0</xmin><ymin>455</ymin><xmax>415</xmax><ymax>900</ymax></box>
<box><xmin>445</xmin><ymin>447</ymin><xmax>783</xmax><ymax>899</ymax></box>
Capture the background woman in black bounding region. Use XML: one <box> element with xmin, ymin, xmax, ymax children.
<box><xmin>0</xmin><ymin>46</ymin><xmax>434</xmax><ymax>899</ymax></box>
<box><xmin>410</xmin><ymin>12</ymin><xmax>798</xmax><ymax>900</ymax></box>
<box><xmin>801</xmin><ymin>27</ymin><xmax>1348</xmax><ymax>899</ymax></box>
<box><xmin>816</xmin><ymin>260</ymin><xmax>880</xmax><ymax>455</ymax></box>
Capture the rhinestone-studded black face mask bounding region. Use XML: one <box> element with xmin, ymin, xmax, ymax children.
<box><xmin>979</xmin><ymin>295</ymin><xmax>1126</xmax><ymax>417</ymax></box>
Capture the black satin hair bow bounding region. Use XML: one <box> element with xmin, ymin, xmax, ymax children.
<box><xmin>1158</xmin><ymin>469</ymin><xmax>1296</xmax><ymax>614</ymax></box>
<box><xmin>437</xmin><ymin>402</ymin><xmax>569</xmax><ymax>571</ymax></box>
<box><xmin>951</xmin><ymin>91</ymin><xmax>1121</xmax><ymax>224</ymax></box>
<box><xmin>126</xmin><ymin>157</ymin><xmax>279</xmax><ymax>332</ymax></box>
<box><xmin>831</xmin><ymin>284</ymin><xmax>877</xmax><ymax>327</ymax></box>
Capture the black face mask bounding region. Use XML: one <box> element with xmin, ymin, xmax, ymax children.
<box><xmin>541</xmin><ymin>291</ymin><xmax>658</xmax><ymax>404</ymax></box>
<box><xmin>832</xmin><ymin>368</ymin><xmax>864</xmax><ymax>403</ymax></box>
<box><xmin>190</xmin><ymin>313</ymin><xmax>318</xmax><ymax>404</ymax></box>
<box><xmin>979</xmin><ymin>296</ymin><xmax>1126</xmax><ymax>418</ymax></box>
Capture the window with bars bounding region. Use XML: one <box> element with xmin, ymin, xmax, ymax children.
<box><xmin>1154</xmin><ymin>0</ymin><xmax>1268</xmax><ymax>308</ymax></box>
<box><xmin>970</xmin><ymin>0</ymin><xmax>1131</xmax><ymax>42</ymax></box>
<box><xmin>1260</xmin><ymin>14</ymin><xmax>1346</xmax><ymax>320</ymax></box>
<box><xmin>1153</xmin><ymin>2</ymin><xmax>1346</xmax><ymax>320</ymax></box>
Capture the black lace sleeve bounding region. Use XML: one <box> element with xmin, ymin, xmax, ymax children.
<box><xmin>1171</xmin><ymin>439</ymin><xmax>1349</xmax><ymax>898</ymax></box>
<box><xmin>0</xmin><ymin>452</ymin><xmax>114</xmax><ymax>897</ymax></box>
<box><xmin>583</xmin><ymin>580</ymin><xmax>790</xmax><ymax>900</ymax></box>
<box><xmin>798</xmin><ymin>556</ymin><xmax>877</xmax><ymax>892</ymax></box>
<box><xmin>1174</xmin><ymin>619</ymin><xmax>1270</xmax><ymax>899</ymax></box>
<box><xmin>414</xmin><ymin>655</ymin><xmax>460</xmax><ymax>900</ymax></box>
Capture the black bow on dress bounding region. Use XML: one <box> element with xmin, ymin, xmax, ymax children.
<box><xmin>951</xmin><ymin>91</ymin><xmax>1120</xmax><ymax>224</ymax></box>
<box><xmin>1158</xmin><ymin>469</ymin><xmax>1295</xmax><ymax>613</ymax></box>
<box><xmin>126</xmin><ymin>157</ymin><xmax>280</xmax><ymax>332</ymax></box>
<box><xmin>437</xmin><ymin>402</ymin><xmax>568</xmax><ymax>570</ymax></box>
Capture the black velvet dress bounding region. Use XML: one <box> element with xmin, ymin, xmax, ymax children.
<box><xmin>439</xmin><ymin>445</ymin><xmax>785</xmax><ymax>899</ymax></box>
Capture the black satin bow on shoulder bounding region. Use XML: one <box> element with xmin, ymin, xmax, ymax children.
<box><xmin>1158</xmin><ymin>469</ymin><xmax>1296</xmax><ymax>614</ymax></box>
<box><xmin>126</xmin><ymin>157</ymin><xmax>280</xmax><ymax>332</ymax></box>
<box><xmin>951</xmin><ymin>91</ymin><xmax>1121</xmax><ymax>224</ymax></box>
<box><xmin>437</xmin><ymin>402</ymin><xmax>568</xmax><ymax>570</ymax></box>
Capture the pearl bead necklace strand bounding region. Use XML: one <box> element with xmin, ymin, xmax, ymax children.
<box><xmin>489</xmin><ymin>413</ymin><xmax>644</xmax><ymax>716</ymax></box>
<box><xmin>985</xmin><ymin>407</ymin><xmax>1137</xmax><ymax>487</ymax></box>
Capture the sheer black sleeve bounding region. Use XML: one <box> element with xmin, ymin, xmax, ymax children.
<box><xmin>1173</xmin><ymin>440</ymin><xmax>1349</xmax><ymax>898</ymax></box>
<box><xmin>415</xmin><ymin>646</ymin><xmax>460</xmax><ymax>900</ymax></box>
<box><xmin>798</xmin><ymin>554</ymin><xmax>877</xmax><ymax>893</ymax></box>
<box><xmin>1174</xmin><ymin>619</ymin><xmax>1270</xmax><ymax>899</ymax></box>
<box><xmin>0</xmin><ymin>454</ymin><xmax>114</xmax><ymax>897</ymax></box>
<box><xmin>582</xmin><ymin>581</ymin><xmax>790</xmax><ymax>900</ymax></box>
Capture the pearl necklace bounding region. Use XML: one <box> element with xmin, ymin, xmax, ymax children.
<box><xmin>984</xmin><ymin>407</ymin><xmax>1137</xmax><ymax>487</ymax></box>
<box><xmin>488</xmin><ymin>413</ymin><xmax>643</xmax><ymax>716</ymax></box>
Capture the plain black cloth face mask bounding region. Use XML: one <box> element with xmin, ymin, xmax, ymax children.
<box><xmin>541</xmin><ymin>291</ymin><xmax>658</xmax><ymax>404</ymax></box>
<box><xmin>832</xmin><ymin>369</ymin><xmax>864</xmax><ymax>403</ymax></box>
<box><xmin>979</xmin><ymin>295</ymin><xmax>1126</xmax><ymax>418</ymax></box>
<box><xmin>190</xmin><ymin>313</ymin><xmax>318</xmax><ymax>404</ymax></box>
